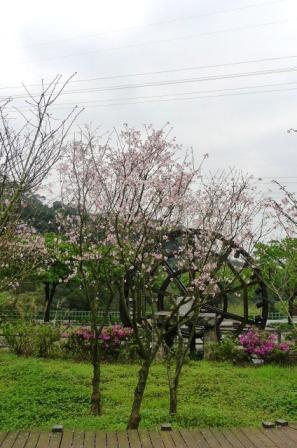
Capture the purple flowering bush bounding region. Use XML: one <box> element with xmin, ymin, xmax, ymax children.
<box><xmin>239</xmin><ymin>327</ymin><xmax>291</xmax><ymax>363</ymax></box>
<box><xmin>63</xmin><ymin>324</ymin><xmax>135</xmax><ymax>361</ymax></box>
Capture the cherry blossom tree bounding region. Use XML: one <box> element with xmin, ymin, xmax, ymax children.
<box><xmin>163</xmin><ymin>170</ymin><xmax>268</xmax><ymax>416</ymax></box>
<box><xmin>60</xmin><ymin>124</ymin><xmax>269</xmax><ymax>427</ymax></box>
<box><xmin>59</xmin><ymin>129</ymin><xmax>121</xmax><ymax>415</ymax></box>
<box><xmin>98</xmin><ymin>125</ymin><xmax>206</xmax><ymax>429</ymax></box>
<box><xmin>271</xmin><ymin>181</ymin><xmax>297</xmax><ymax>237</ymax></box>
<box><xmin>0</xmin><ymin>75</ymin><xmax>80</xmax><ymax>290</ymax></box>
<box><xmin>60</xmin><ymin>124</ymin><xmax>204</xmax><ymax>424</ymax></box>
<box><xmin>262</xmin><ymin>181</ymin><xmax>297</xmax><ymax>325</ymax></box>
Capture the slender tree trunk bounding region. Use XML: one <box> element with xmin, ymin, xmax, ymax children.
<box><xmin>288</xmin><ymin>297</ymin><xmax>295</xmax><ymax>325</ymax></box>
<box><xmin>127</xmin><ymin>359</ymin><xmax>151</xmax><ymax>429</ymax></box>
<box><xmin>169</xmin><ymin>378</ymin><xmax>178</xmax><ymax>415</ymax></box>
<box><xmin>166</xmin><ymin>312</ymin><xmax>198</xmax><ymax>416</ymax></box>
<box><xmin>44</xmin><ymin>282</ymin><xmax>57</xmax><ymax>322</ymax></box>
<box><xmin>90</xmin><ymin>334</ymin><xmax>102</xmax><ymax>416</ymax></box>
<box><xmin>166</xmin><ymin>349</ymin><xmax>181</xmax><ymax>416</ymax></box>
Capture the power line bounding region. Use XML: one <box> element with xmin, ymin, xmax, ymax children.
<box><xmin>20</xmin><ymin>17</ymin><xmax>297</xmax><ymax>65</ymax></box>
<box><xmin>2</xmin><ymin>54</ymin><xmax>297</xmax><ymax>92</ymax></box>
<box><xmin>7</xmin><ymin>83</ymin><xmax>297</xmax><ymax>111</ymax></box>
<box><xmin>3</xmin><ymin>65</ymin><xmax>297</xmax><ymax>101</ymax></box>
<box><xmin>20</xmin><ymin>0</ymin><xmax>290</xmax><ymax>50</ymax></box>
<box><xmin>8</xmin><ymin>79</ymin><xmax>297</xmax><ymax>110</ymax></box>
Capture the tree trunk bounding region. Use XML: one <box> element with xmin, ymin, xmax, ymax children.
<box><xmin>119</xmin><ymin>274</ymin><xmax>132</xmax><ymax>327</ymax></box>
<box><xmin>44</xmin><ymin>282</ymin><xmax>57</xmax><ymax>322</ymax></box>
<box><xmin>288</xmin><ymin>297</ymin><xmax>295</xmax><ymax>325</ymax></box>
<box><xmin>166</xmin><ymin>349</ymin><xmax>182</xmax><ymax>416</ymax></box>
<box><xmin>169</xmin><ymin>378</ymin><xmax>178</xmax><ymax>415</ymax></box>
<box><xmin>127</xmin><ymin>360</ymin><xmax>151</xmax><ymax>429</ymax></box>
<box><xmin>91</xmin><ymin>335</ymin><xmax>102</xmax><ymax>416</ymax></box>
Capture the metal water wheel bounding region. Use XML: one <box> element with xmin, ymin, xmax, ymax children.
<box><xmin>156</xmin><ymin>229</ymin><xmax>269</xmax><ymax>339</ymax></box>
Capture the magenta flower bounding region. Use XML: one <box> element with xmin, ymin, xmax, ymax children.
<box><xmin>239</xmin><ymin>327</ymin><xmax>291</xmax><ymax>360</ymax></box>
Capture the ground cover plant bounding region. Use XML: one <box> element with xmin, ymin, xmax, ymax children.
<box><xmin>0</xmin><ymin>352</ymin><xmax>297</xmax><ymax>432</ymax></box>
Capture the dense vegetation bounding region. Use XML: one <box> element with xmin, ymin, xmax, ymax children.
<box><xmin>0</xmin><ymin>353</ymin><xmax>297</xmax><ymax>431</ymax></box>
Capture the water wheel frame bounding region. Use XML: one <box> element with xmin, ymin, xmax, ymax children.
<box><xmin>156</xmin><ymin>229</ymin><xmax>269</xmax><ymax>337</ymax></box>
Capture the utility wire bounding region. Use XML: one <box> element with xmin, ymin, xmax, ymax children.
<box><xmin>3</xmin><ymin>65</ymin><xmax>297</xmax><ymax>101</ymax></box>
<box><xmin>20</xmin><ymin>17</ymin><xmax>297</xmax><ymax>65</ymax></box>
<box><xmin>7</xmin><ymin>84</ymin><xmax>297</xmax><ymax>111</ymax></box>
<box><xmin>2</xmin><ymin>54</ymin><xmax>297</xmax><ymax>91</ymax></box>
<box><xmin>7</xmin><ymin>79</ymin><xmax>297</xmax><ymax>110</ymax></box>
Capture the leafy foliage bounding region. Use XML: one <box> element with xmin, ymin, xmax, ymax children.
<box><xmin>207</xmin><ymin>337</ymin><xmax>249</xmax><ymax>364</ymax></box>
<box><xmin>2</xmin><ymin>322</ymin><xmax>60</xmax><ymax>357</ymax></box>
<box><xmin>255</xmin><ymin>238</ymin><xmax>297</xmax><ymax>314</ymax></box>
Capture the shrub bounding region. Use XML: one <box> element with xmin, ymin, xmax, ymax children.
<box><xmin>2</xmin><ymin>322</ymin><xmax>35</xmax><ymax>356</ymax></box>
<box><xmin>265</xmin><ymin>348</ymin><xmax>290</xmax><ymax>365</ymax></box>
<box><xmin>207</xmin><ymin>337</ymin><xmax>249</xmax><ymax>364</ymax></box>
<box><xmin>239</xmin><ymin>327</ymin><xmax>291</xmax><ymax>362</ymax></box>
<box><xmin>62</xmin><ymin>324</ymin><xmax>135</xmax><ymax>362</ymax></box>
<box><xmin>34</xmin><ymin>324</ymin><xmax>61</xmax><ymax>358</ymax></box>
<box><xmin>2</xmin><ymin>322</ymin><xmax>61</xmax><ymax>357</ymax></box>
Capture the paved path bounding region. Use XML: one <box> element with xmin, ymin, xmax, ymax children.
<box><xmin>1</xmin><ymin>426</ymin><xmax>297</xmax><ymax>447</ymax></box>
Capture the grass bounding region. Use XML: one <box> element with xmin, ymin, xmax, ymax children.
<box><xmin>0</xmin><ymin>352</ymin><xmax>297</xmax><ymax>431</ymax></box>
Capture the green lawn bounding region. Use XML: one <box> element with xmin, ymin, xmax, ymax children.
<box><xmin>0</xmin><ymin>352</ymin><xmax>297</xmax><ymax>431</ymax></box>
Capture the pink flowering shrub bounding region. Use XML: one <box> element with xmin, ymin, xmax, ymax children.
<box><xmin>63</xmin><ymin>324</ymin><xmax>135</xmax><ymax>361</ymax></box>
<box><xmin>239</xmin><ymin>327</ymin><xmax>290</xmax><ymax>361</ymax></box>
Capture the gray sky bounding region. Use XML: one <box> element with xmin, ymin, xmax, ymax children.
<box><xmin>1</xmin><ymin>0</ymin><xmax>297</xmax><ymax>199</ymax></box>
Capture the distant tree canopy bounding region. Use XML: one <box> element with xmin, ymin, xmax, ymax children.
<box><xmin>20</xmin><ymin>195</ymin><xmax>61</xmax><ymax>233</ymax></box>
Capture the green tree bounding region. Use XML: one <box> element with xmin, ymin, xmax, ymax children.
<box><xmin>35</xmin><ymin>233</ymin><xmax>78</xmax><ymax>322</ymax></box>
<box><xmin>255</xmin><ymin>238</ymin><xmax>297</xmax><ymax>325</ymax></box>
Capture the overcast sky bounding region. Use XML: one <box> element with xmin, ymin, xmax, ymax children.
<box><xmin>1</xmin><ymin>0</ymin><xmax>297</xmax><ymax>199</ymax></box>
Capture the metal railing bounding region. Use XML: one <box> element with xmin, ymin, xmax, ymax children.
<box><xmin>249</xmin><ymin>312</ymin><xmax>288</xmax><ymax>321</ymax></box>
<box><xmin>0</xmin><ymin>309</ymin><xmax>291</xmax><ymax>324</ymax></box>
<box><xmin>0</xmin><ymin>310</ymin><xmax>121</xmax><ymax>324</ymax></box>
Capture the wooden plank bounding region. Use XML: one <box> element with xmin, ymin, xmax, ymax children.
<box><xmin>179</xmin><ymin>429</ymin><xmax>199</xmax><ymax>448</ymax></box>
<box><xmin>240</xmin><ymin>428</ymin><xmax>270</xmax><ymax>448</ymax></box>
<box><xmin>200</xmin><ymin>428</ymin><xmax>220</xmax><ymax>448</ymax></box>
<box><xmin>95</xmin><ymin>432</ymin><xmax>106</xmax><ymax>448</ymax></box>
<box><xmin>12</xmin><ymin>432</ymin><xmax>30</xmax><ymax>448</ymax></box>
<box><xmin>228</xmin><ymin>428</ymin><xmax>255</xmax><ymax>448</ymax></box>
<box><xmin>1</xmin><ymin>432</ymin><xmax>19</xmax><ymax>448</ymax></box>
<box><xmin>48</xmin><ymin>432</ymin><xmax>62</xmax><ymax>448</ymax></box>
<box><xmin>84</xmin><ymin>432</ymin><xmax>95</xmax><ymax>448</ymax></box>
<box><xmin>159</xmin><ymin>432</ymin><xmax>175</xmax><ymax>448</ymax></box>
<box><xmin>138</xmin><ymin>431</ymin><xmax>153</xmax><ymax>448</ymax></box>
<box><xmin>60</xmin><ymin>432</ymin><xmax>73</xmax><ymax>448</ymax></box>
<box><xmin>115</xmin><ymin>432</ymin><xmax>129</xmax><ymax>448</ymax></box>
<box><xmin>126</xmin><ymin>431</ymin><xmax>141</xmax><ymax>448</ymax></box>
<box><xmin>280</xmin><ymin>427</ymin><xmax>297</xmax><ymax>443</ymax></box>
<box><xmin>263</xmin><ymin>428</ymin><xmax>295</xmax><ymax>448</ymax></box>
<box><xmin>188</xmin><ymin>430</ymin><xmax>210</xmax><ymax>448</ymax></box>
<box><xmin>25</xmin><ymin>433</ymin><xmax>40</xmax><ymax>448</ymax></box>
<box><xmin>210</xmin><ymin>429</ymin><xmax>234</xmax><ymax>448</ymax></box>
<box><xmin>220</xmin><ymin>429</ymin><xmax>246</xmax><ymax>448</ymax></box>
<box><xmin>147</xmin><ymin>431</ymin><xmax>164</xmax><ymax>448</ymax></box>
<box><xmin>253</xmin><ymin>429</ymin><xmax>280</xmax><ymax>448</ymax></box>
<box><xmin>106</xmin><ymin>432</ymin><xmax>117</xmax><ymax>448</ymax></box>
<box><xmin>167</xmin><ymin>431</ymin><xmax>186</xmax><ymax>448</ymax></box>
<box><xmin>72</xmin><ymin>431</ymin><xmax>85</xmax><ymax>448</ymax></box>
<box><xmin>35</xmin><ymin>433</ymin><xmax>50</xmax><ymax>448</ymax></box>
<box><xmin>0</xmin><ymin>433</ymin><xmax>8</xmax><ymax>446</ymax></box>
